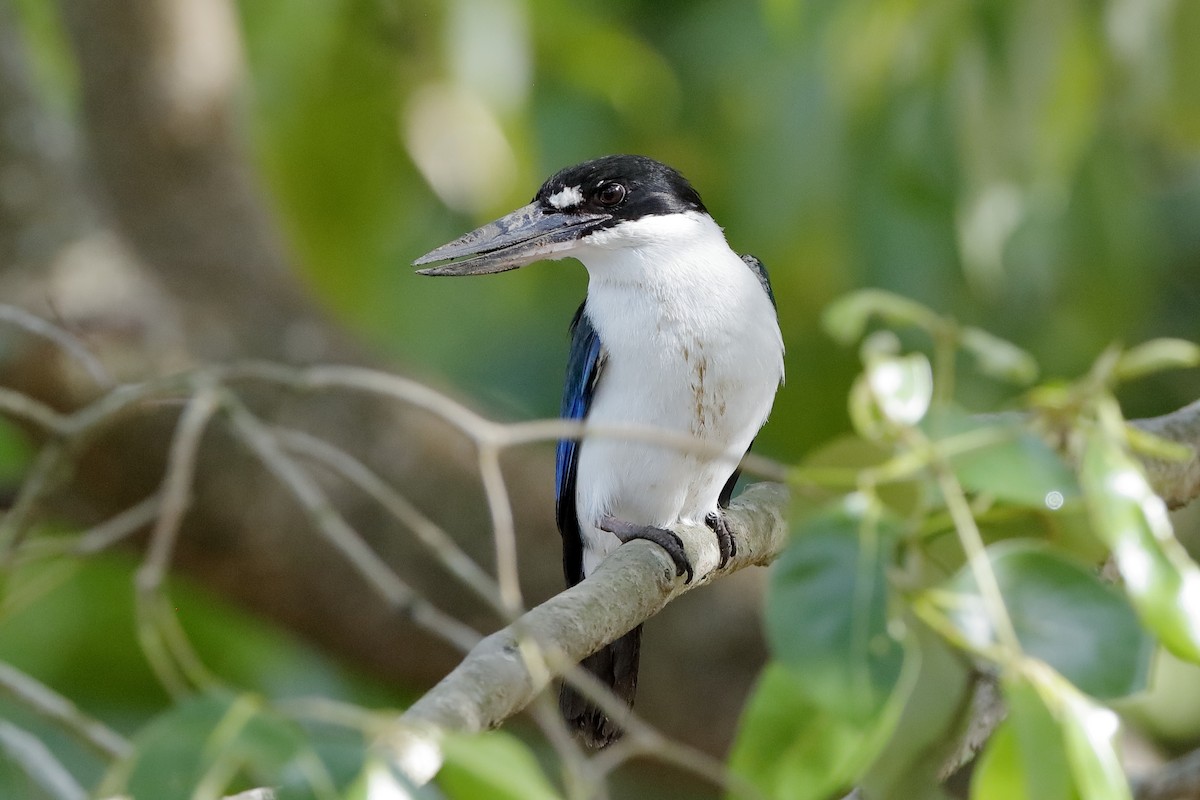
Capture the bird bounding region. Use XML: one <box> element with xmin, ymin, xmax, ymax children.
<box><xmin>413</xmin><ymin>154</ymin><xmax>784</xmax><ymax>747</ymax></box>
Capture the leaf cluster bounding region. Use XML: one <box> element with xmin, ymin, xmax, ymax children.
<box><xmin>731</xmin><ymin>290</ymin><xmax>1200</xmax><ymax>799</ymax></box>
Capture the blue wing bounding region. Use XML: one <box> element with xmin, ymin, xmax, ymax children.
<box><xmin>556</xmin><ymin>303</ymin><xmax>604</xmax><ymax>585</ymax></box>
<box><xmin>556</xmin><ymin>303</ymin><xmax>604</xmax><ymax>587</ymax></box>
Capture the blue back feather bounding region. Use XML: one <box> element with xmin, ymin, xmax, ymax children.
<box><xmin>556</xmin><ymin>304</ymin><xmax>604</xmax><ymax>585</ymax></box>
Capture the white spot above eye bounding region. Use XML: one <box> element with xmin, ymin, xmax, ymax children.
<box><xmin>548</xmin><ymin>185</ymin><xmax>584</xmax><ymax>209</ymax></box>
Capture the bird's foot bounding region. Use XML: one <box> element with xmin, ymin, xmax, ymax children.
<box><xmin>599</xmin><ymin>515</ymin><xmax>694</xmax><ymax>583</ymax></box>
<box><xmin>705</xmin><ymin>511</ymin><xmax>736</xmax><ymax>569</ymax></box>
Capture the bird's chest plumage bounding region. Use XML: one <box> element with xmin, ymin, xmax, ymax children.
<box><xmin>587</xmin><ymin>299</ymin><xmax>759</xmax><ymax>441</ymax></box>
<box><xmin>572</xmin><ymin>249</ymin><xmax>783</xmax><ymax>573</ymax></box>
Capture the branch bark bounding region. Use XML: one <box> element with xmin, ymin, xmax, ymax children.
<box><xmin>1133</xmin><ymin>399</ymin><xmax>1200</xmax><ymax>510</ymax></box>
<box><xmin>381</xmin><ymin>482</ymin><xmax>788</xmax><ymax>781</ymax></box>
<box><xmin>1134</xmin><ymin>746</ymin><xmax>1200</xmax><ymax>800</ymax></box>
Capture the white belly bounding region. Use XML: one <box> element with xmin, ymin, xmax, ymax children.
<box><xmin>572</xmin><ymin>236</ymin><xmax>784</xmax><ymax>576</ymax></box>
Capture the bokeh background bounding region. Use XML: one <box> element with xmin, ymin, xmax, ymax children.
<box><xmin>230</xmin><ymin>0</ymin><xmax>1200</xmax><ymax>451</ymax></box>
<box><xmin>2</xmin><ymin>0</ymin><xmax>1200</xmax><ymax>796</ymax></box>
<box><xmin>19</xmin><ymin>0</ymin><xmax>1193</xmax><ymax>455</ymax></box>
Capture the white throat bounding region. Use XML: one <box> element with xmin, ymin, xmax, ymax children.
<box><xmin>570</xmin><ymin>211</ymin><xmax>783</xmax><ymax>348</ymax></box>
<box><xmin>572</xmin><ymin>211</ymin><xmax>728</xmax><ymax>288</ymax></box>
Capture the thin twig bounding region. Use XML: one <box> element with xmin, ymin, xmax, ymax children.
<box><xmin>0</xmin><ymin>721</ymin><xmax>87</xmax><ymax>800</ymax></box>
<box><xmin>0</xmin><ymin>304</ymin><xmax>113</xmax><ymax>389</ymax></box>
<box><xmin>136</xmin><ymin>383</ymin><xmax>220</xmax><ymax>590</ymax></box>
<box><xmin>224</xmin><ymin>396</ymin><xmax>482</xmax><ymax>653</ymax></box>
<box><xmin>274</xmin><ymin>428</ymin><xmax>505</xmax><ymax>614</ymax></box>
<box><xmin>524</xmin><ymin>692</ymin><xmax>596</xmax><ymax>800</ymax></box>
<box><xmin>0</xmin><ymin>441</ymin><xmax>67</xmax><ymax>565</ymax></box>
<box><xmin>477</xmin><ymin>442</ymin><xmax>523</xmax><ymax>613</ymax></box>
<box><xmin>223</xmin><ymin>362</ymin><xmax>504</xmax><ymax>445</ymax></box>
<box><xmin>0</xmin><ymin>387</ymin><xmax>68</xmax><ymax>434</ymax></box>
<box><xmin>0</xmin><ymin>660</ymin><xmax>131</xmax><ymax>760</ymax></box>
<box><xmin>134</xmin><ymin>382</ymin><xmax>222</xmax><ymax>696</ymax></box>
<box><xmin>73</xmin><ymin>494</ymin><xmax>161</xmax><ymax>554</ymax></box>
<box><xmin>591</xmin><ymin>722</ymin><xmax>765</xmax><ymax>800</ymax></box>
<box><xmin>61</xmin><ymin>372</ymin><xmax>198</xmax><ymax>438</ymax></box>
<box><xmin>274</xmin><ymin>696</ymin><xmax>391</xmax><ymax>734</ymax></box>
<box><xmin>931</xmin><ymin>452</ymin><xmax>1022</xmax><ymax>655</ymax></box>
<box><xmin>224</xmin><ymin>361</ymin><xmax>782</xmax><ymax>477</ymax></box>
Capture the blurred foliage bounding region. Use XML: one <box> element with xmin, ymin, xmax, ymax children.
<box><xmin>6</xmin><ymin>0</ymin><xmax>1200</xmax><ymax>797</ymax></box>
<box><xmin>732</xmin><ymin>292</ymin><xmax>1200</xmax><ymax>799</ymax></box>
<box><xmin>230</xmin><ymin>0</ymin><xmax>1200</xmax><ymax>457</ymax></box>
<box><xmin>0</xmin><ymin>553</ymin><xmax>400</xmax><ymax>800</ymax></box>
<box><xmin>12</xmin><ymin>0</ymin><xmax>1200</xmax><ymax>445</ymax></box>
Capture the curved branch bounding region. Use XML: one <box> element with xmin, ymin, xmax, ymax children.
<box><xmin>1132</xmin><ymin>399</ymin><xmax>1200</xmax><ymax>509</ymax></box>
<box><xmin>1134</xmin><ymin>745</ymin><xmax>1200</xmax><ymax>800</ymax></box>
<box><xmin>380</xmin><ymin>482</ymin><xmax>789</xmax><ymax>781</ymax></box>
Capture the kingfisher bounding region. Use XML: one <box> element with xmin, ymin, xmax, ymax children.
<box><xmin>414</xmin><ymin>154</ymin><xmax>784</xmax><ymax>747</ymax></box>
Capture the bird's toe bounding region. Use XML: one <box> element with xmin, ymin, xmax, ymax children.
<box><xmin>599</xmin><ymin>515</ymin><xmax>694</xmax><ymax>583</ymax></box>
<box><xmin>705</xmin><ymin>511</ymin><xmax>736</xmax><ymax>568</ymax></box>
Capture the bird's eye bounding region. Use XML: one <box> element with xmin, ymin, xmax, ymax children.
<box><xmin>596</xmin><ymin>182</ymin><xmax>627</xmax><ymax>207</ymax></box>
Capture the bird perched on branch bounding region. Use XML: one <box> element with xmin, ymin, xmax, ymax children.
<box><xmin>414</xmin><ymin>154</ymin><xmax>784</xmax><ymax>747</ymax></box>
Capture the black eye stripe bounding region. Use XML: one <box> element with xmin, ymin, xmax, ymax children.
<box><xmin>534</xmin><ymin>155</ymin><xmax>707</xmax><ymax>220</ymax></box>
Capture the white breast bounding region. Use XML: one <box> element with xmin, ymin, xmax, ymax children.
<box><xmin>568</xmin><ymin>212</ymin><xmax>784</xmax><ymax>576</ymax></box>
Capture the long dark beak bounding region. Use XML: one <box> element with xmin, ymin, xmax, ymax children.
<box><xmin>413</xmin><ymin>203</ymin><xmax>610</xmax><ymax>276</ymax></box>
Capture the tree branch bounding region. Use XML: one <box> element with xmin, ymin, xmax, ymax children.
<box><xmin>1134</xmin><ymin>745</ymin><xmax>1200</xmax><ymax>800</ymax></box>
<box><xmin>1132</xmin><ymin>399</ymin><xmax>1200</xmax><ymax>510</ymax></box>
<box><xmin>379</xmin><ymin>482</ymin><xmax>789</xmax><ymax>782</ymax></box>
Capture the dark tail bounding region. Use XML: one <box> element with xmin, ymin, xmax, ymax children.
<box><xmin>559</xmin><ymin>624</ymin><xmax>642</xmax><ymax>748</ymax></box>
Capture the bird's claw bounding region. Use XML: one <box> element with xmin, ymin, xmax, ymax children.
<box><xmin>600</xmin><ymin>515</ymin><xmax>694</xmax><ymax>583</ymax></box>
<box><xmin>705</xmin><ymin>511</ymin><xmax>736</xmax><ymax>568</ymax></box>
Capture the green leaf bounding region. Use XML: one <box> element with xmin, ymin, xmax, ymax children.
<box><xmin>977</xmin><ymin>677</ymin><xmax>1076</xmax><ymax>800</ymax></box>
<box><xmin>730</xmin><ymin>650</ymin><xmax>920</xmax><ymax>800</ymax></box>
<box><xmin>972</xmin><ymin>719</ymin><xmax>1032</xmax><ymax>800</ymax></box>
<box><xmin>1080</xmin><ymin>432</ymin><xmax>1200</xmax><ymax>663</ymax></box>
<box><xmin>960</xmin><ymin>327</ymin><xmax>1039</xmax><ymax>385</ymax></box>
<box><xmin>822</xmin><ymin>290</ymin><xmax>941</xmax><ymax>346</ymax></box>
<box><xmin>1113</xmin><ymin>338</ymin><xmax>1200</xmax><ymax>383</ymax></box>
<box><xmin>438</xmin><ymin>731</ymin><xmax>561</xmax><ymax>800</ymax></box>
<box><xmin>766</xmin><ymin>502</ymin><xmax>904</xmax><ymax>720</ymax></box>
<box><xmin>1024</xmin><ymin>663</ymin><xmax>1131</xmax><ymax>800</ymax></box>
<box><xmin>979</xmin><ymin>666</ymin><xmax>1128</xmax><ymax>800</ymax></box>
<box><xmin>849</xmin><ymin>374</ymin><xmax>886</xmax><ymax>440</ymax></box>
<box><xmin>981</xmin><ymin>666</ymin><xmax>1130</xmax><ymax>800</ymax></box>
<box><xmin>857</xmin><ymin>624</ymin><xmax>971</xmax><ymax>800</ymax></box>
<box><xmin>924</xmin><ymin>409</ymin><xmax>1079</xmax><ymax>509</ymax></box>
<box><xmin>931</xmin><ymin>541</ymin><xmax>1152</xmax><ymax>699</ymax></box>
<box><xmin>102</xmin><ymin>691</ymin><xmax>332</xmax><ymax>800</ymax></box>
<box><xmin>1058</xmin><ymin>697</ymin><xmax>1129</xmax><ymax>800</ymax></box>
<box><xmin>728</xmin><ymin>664</ymin><xmax>872</xmax><ymax>800</ymax></box>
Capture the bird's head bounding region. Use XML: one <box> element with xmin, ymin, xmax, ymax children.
<box><xmin>413</xmin><ymin>155</ymin><xmax>708</xmax><ymax>276</ymax></box>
